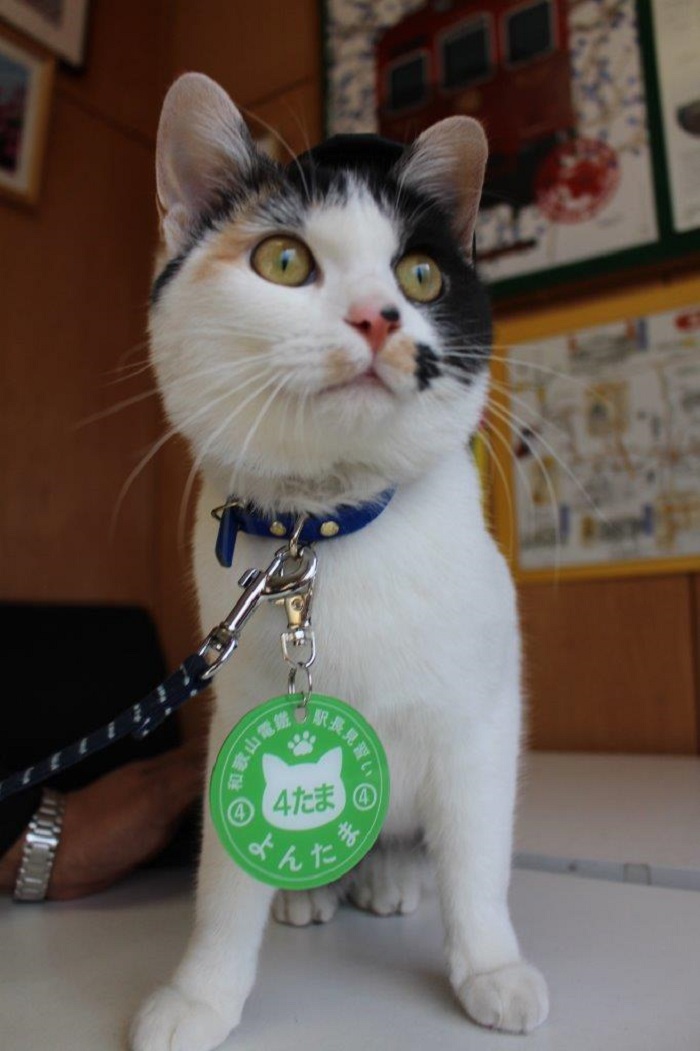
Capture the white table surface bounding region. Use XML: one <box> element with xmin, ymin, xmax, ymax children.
<box><xmin>3</xmin><ymin>866</ymin><xmax>700</xmax><ymax>1051</ymax></box>
<box><xmin>515</xmin><ymin>752</ymin><xmax>700</xmax><ymax>889</ymax></box>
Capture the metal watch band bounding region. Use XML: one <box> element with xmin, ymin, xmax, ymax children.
<box><xmin>13</xmin><ymin>788</ymin><xmax>65</xmax><ymax>902</ymax></box>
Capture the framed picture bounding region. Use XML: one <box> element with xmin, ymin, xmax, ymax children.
<box><xmin>488</xmin><ymin>275</ymin><xmax>700</xmax><ymax>581</ymax></box>
<box><xmin>0</xmin><ymin>0</ymin><xmax>88</xmax><ymax>66</ymax></box>
<box><xmin>323</xmin><ymin>0</ymin><xmax>700</xmax><ymax>298</ymax></box>
<box><xmin>0</xmin><ymin>29</ymin><xmax>54</xmax><ymax>204</ymax></box>
<box><xmin>647</xmin><ymin>0</ymin><xmax>700</xmax><ymax>235</ymax></box>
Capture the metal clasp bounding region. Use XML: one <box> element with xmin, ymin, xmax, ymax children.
<box><xmin>279</xmin><ymin>569</ymin><xmax>316</xmax><ymax>711</ymax></box>
<box><xmin>198</xmin><ymin>534</ymin><xmax>318</xmax><ymax>681</ymax></box>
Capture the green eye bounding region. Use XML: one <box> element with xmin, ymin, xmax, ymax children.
<box><xmin>395</xmin><ymin>253</ymin><xmax>443</xmax><ymax>303</ymax></box>
<box><xmin>251</xmin><ymin>236</ymin><xmax>315</xmax><ymax>287</ymax></box>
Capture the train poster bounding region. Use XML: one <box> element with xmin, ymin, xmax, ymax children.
<box><xmin>490</xmin><ymin>276</ymin><xmax>700</xmax><ymax>580</ymax></box>
<box><xmin>324</xmin><ymin>0</ymin><xmax>659</xmax><ymax>289</ymax></box>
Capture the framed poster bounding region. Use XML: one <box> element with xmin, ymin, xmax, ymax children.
<box><xmin>0</xmin><ymin>0</ymin><xmax>89</xmax><ymax>66</ymax></box>
<box><xmin>0</xmin><ymin>28</ymin><xmax>53</xmax><ymax>204</ymax></box>
<box><xmin>489</xmin><ymin>276</ymin><xmax>700</xmax><ymax>581</ymax></box>
<box><xmin>648</xmin><ymin>0</ymin><xmax>700</xmax><ymax>235</ymax></box>
<box><xmin>323</xmin><ymin>0</ymin><xmax>699</xmax><ymax>297</ymax></box>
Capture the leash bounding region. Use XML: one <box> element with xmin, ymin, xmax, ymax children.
<box><xmin>0</xmin><ymin>654</ymin><xmax>209</xmax><ymax>803</ymax></box>
<box><xmin>0</xmin><ymin>533</ymin><xmax>318</xmax><ymax>804</ymax></box>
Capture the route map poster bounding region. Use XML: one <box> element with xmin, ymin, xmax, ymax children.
<box><xmin>495</xmin><ymin>291</ymin><xmax>700</xmax><ymax>578</ymax></box>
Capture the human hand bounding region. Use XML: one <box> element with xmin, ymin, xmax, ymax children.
<box><xmin>0</xmin><ymin>744</ymin><xmax>204</xmax><ymax>901</ymax></box>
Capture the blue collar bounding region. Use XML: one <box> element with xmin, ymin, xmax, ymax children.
<box><xmin>213</xmin><ymin>489</ymin><xmax>396</xmax><ymax>567</ymax></box>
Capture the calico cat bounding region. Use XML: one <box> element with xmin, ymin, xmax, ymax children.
<box><xmin>132</xmin><ymin>72</ymin><xmax>548</xmax><ymax>1051</ymax></box>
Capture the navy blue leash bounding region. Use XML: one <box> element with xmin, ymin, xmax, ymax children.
<box><xmin>0</xmin><ymin>532</ymin><xmax>320</xmax><ymax>805</ymax></box>
<box><xmin>0</xmin><ymin>494</ymin><xmax>390</xmax><ymax>806</ymax></box>
<box><xmin>0</xmin><ymin>653</ymin><xmax>210</xmax><ymax>804</ymax></box>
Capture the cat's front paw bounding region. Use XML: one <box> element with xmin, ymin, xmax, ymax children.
<box><xmin>272</xmin><ymin>885</ymin><xmax>340</xmax><ymax>926</ymax></box>
<box><xmin>456</xmin><ymin>961</ymin><xmax>549</xmax><ymax>1034</ymax></box>
<box><xmin>130</xmin><ymin>985</ymin><xmax>233</xmax><ymax>1051</ymax></box>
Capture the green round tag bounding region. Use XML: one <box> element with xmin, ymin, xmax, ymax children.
<box><xmin>209</xmin><ymin>693</ymin><xmax>390</xmax><ymax>890</ymax></box>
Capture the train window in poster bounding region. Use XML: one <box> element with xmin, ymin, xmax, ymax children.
<box><xmin>504</xmin><ymin>0</ymin><xmax>554</xmax><ymax>66</ymax></box>
<box><xmin>387</xmin><ymin>51</ymin><xmax>428</xmax><ymax>112</ymax></box>
<box><xmin>440</xmin><ymin>16</ymin><xmax>492</xmax><ymax>91</ymax></box>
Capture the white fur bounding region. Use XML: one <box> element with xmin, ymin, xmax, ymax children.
<box><xmin>131</xmin><ymin>75</ymin><xmax>548</xmax><ymax>1051</ymax></box>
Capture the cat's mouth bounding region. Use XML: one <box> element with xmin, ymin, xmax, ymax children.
<box><xmin>319</xmin><ymin>366</ymin><xmax>393</xmax><ymax>397</ymax></box>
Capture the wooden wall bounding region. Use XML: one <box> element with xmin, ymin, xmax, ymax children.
<box><xmin>3</xmin><ymin>1</ymin><xmax>697</xmax><ymax>754</ymax></box>
<box><xmin>519</xmin><ymin>575</ymin><xmax>699</xmax><ymax>753</ymax></box>
<box><xmin>0</xmin><ymin>2</ymin><xmax>170</xmax><ymax>607</ymax></box>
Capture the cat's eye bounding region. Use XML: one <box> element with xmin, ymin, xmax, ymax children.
<box><xmin>251</xmin><ymin>236</ymin><xmax>315</xmax><ymax>287</ymax></box>
<box><xmin>395</xmin><ymin>253</ymin><xmax>443</xmax><ymax>303</ymax></box>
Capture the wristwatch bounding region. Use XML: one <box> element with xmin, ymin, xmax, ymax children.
<box><xmin>13</xmin><ymin>788</ymin><xmax>66</xmax><ymax>902</ymax></box>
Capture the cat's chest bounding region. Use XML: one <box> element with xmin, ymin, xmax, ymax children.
<box><xmin>194</xmin><ymin>456</ymin><xmax>515</xmax><ymax>730</ymax></box>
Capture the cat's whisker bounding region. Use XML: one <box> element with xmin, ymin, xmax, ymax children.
<box><xmin>291</xmin><ymin>386</ymin><xmax>310</xmax><ymax>452</ymax></box>
<box><xmin>444</xmin><ymin>340</ymin><xmax>678</xmax><ymax>414</ymax></box>
<box><xmin>242</xmin><ymin>105</ymin><xmax>312</xmax><ymax>202</ymax></box>
<box><xmin>106</xmin><ymin>358</ymin><xmax>153</xmax><ymax>383</ymax></box>
<box><xmin>114</xmin><ymin>338</ymin><xmax>152</xmax><ymax>371</ymax></box>
<box><xmin>487</xmin><ymin>375</ymin><xmax>579</xmax><ymax>450</ymax></box>
<box><xmin>483</xmin><ymin>381</ymin><xmax>614</xmax><ymax>529</ymax></box>
<box><xmin>176</xmin><ymin>370</ymin><xmax>281</xmax><ymax>547</ymax></box>
<box><xmin>280</xmin><ymin>97</ymin><xmax>313</xmax><ymax>161</ymax></box>
<box><xmin>228</xmin><ymin>374</ymin><xmax>294</xmax><ymax>500</ymax></box>
<box><xmin>485</xmin><ymin>399</ymin><xmax>562</xmax><ymax>575</ymax></box>
<box><xmin>482</xmin><ymin>406</ymin><xmax>549</xmax><ymax>551</ymax></box>
<box><xmin>76</xmin><ymin>388</ymin><xmax>161</xmax><ymax>429</ymax></box>
<box><xmin>111</xmin><ymin>368</ymin><xmax>274</xmax><ymax>541</ymax></box>
<box><xmin>275</xmin><ymin>376</ymin><xmax>296</xmax><ymax>453</ymax></box>
<box><xmin>109</xmin><ymin>425</ymin><xmax>181</xmax><ymax>543</ymax></box>
<box><xmin>473</xmin><ymin>425</ymin><xmax>517</xmax><ymax>559</ymax></box>
<box><xmin>90</xmin><ymin>359</ymin><xmax>276</xmax><ymax>428</ymax></box>
<box><xmin>439</xmin><ymin>346</ymin><xmax>620</xmax><ymax>420</ymax></box>
<box><xmin>441</xmin><ymin>369</ymin><xmax>574</xmax><ymax>448</ymax></box>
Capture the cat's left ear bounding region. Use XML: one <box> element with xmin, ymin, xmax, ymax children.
<box><xmin>394</xmin><ymin>117</ymin><xmax>488</xmax><ymax>259</ymax></box>
<box><xmin>156</xmin><ymin>72</ymin><xmax>258</xmax><ymax>255</ymax></box>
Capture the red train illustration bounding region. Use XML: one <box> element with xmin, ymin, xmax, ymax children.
<box><xmin>377</xmin><ymin>0</ymin><xmax>576</xmax><ymax>211</ymax></box>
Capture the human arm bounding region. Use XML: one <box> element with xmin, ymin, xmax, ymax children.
<box><xmin>0</xmin><ymin>742</ymin><xmax>204</xmax><ymax>900</ymax></box>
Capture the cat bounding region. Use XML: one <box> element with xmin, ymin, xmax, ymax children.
<box><xmin>131</xmin><ymin>72</ymin><xmax>549</xmax><ymax>1051</ymax></box>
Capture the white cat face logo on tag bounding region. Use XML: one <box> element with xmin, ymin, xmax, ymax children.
<box><xmin>262</xmin><ymin>746</ymin><xmax>346</xmax><ymax>831</ymax></box>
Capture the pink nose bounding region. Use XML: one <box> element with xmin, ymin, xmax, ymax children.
<box><xmin>345</xmin><ymin>300</ymin><xmax>401</xmax><ymax>354</ymax></box>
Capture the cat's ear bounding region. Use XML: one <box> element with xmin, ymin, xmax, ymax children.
<box><xmin>318</xmin><ymin>746</ymin><xmax>343</xmax><ymax>777</ymax></box>
<box><xmin>156</xmin><ymin>72</ymin><xmax>257</xmax><ymax>255</ymax></box>
<box><xmin>395</xmin><ymin>117</ymin><xmax>488</xmax><ymax>259</ymax></box>
<box><xmin>262</xmin><ymin>753</ymin><xmax>288</xmax><ymax>782</ymax></box>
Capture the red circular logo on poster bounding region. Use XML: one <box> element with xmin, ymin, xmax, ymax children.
<box><xmin>676</xmin><ymin>310</ymin><xmax>700</xmax><ymax>332</ymax></box>
<box><xmin>535</xmin><ymin>138</ymin><xmax>621</xmax><ymax>224</ymax></box>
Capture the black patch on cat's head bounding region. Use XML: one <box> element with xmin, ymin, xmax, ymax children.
<box><xmin>295</xmin><ymin>135</ymin><xmax>405</xmax><ymax>180</ymax></box>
